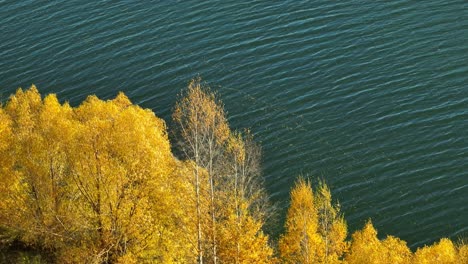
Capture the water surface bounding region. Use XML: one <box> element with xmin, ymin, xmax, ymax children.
<box><xmin>1</xmin><ymin>0</ymin><xmax>467</xmax><ymax>248</ymax></box>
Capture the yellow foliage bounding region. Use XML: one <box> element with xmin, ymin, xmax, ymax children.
<box><xmin>413</xmin><ymin>238</ymin><xmax>458</xmax><ymax>264</ymax></box>
<box><xmin>227</xmin><ymin>132</ymin><xmax>246</xmax><ymax>164</ymax></box>
<box><xmin>279</xmin><ymin>178</ymin><xmax>348</xmax><ymax>264</ymax></box>
<box><xmin>345</xmin><ymin>220</ymin><xmax>382</xmax><ymax>264</ymax></box>
<box><xmin>173</xmin><ymin>78</ymin><xmax>273</xmax><ymax>264</ymax></box>
<box><xmin>67</xmin><ymin>92</ymin><xmax>184</xmax><ymax>262</ymax></box>
<box><xmin>381</xmin><ymin>236</ymin><xmax>412</xmax><ymax>264</ymax></box>
<box><xmin>458</xmin><ymin>243</ymin><xmax>468</xmax><ymax>264</ymax></box>
<box><xmin>173</xmin><ymin>78</ymin><xmax>233</xmax><ymax>264</ymax></box>
<box><xmin>0</xmin><ymin>108</ymin><xmax>12</xmax><ymax>152</ymax></box>
<box><xmin>0</xmin><ymin>107</ymin><xmax>15</xmax><ymax>225</ymax></box>
<box><xmin>218</xmin><ymin>201</ymin><xmax>273</xmax><ymax>263</ymax></box>
<box><xmin>279</xmin><ymin>178</ymin><xmax>320</xmax><ymax>263</ymax></box>
<box><xmin>173</xmin><ymin>77</ymin><xmax>230</xmax><ymax>154</ymax></box>
<box><xmin>2</xmin><ymin>83</ymin><xmax>465</xmax><ymax>264</ymax></box>
<box><xmin>315</xmin><ymin>180</ymin><xmax>349</xmax><ymax>261</ymax></box>
<box><xmin>0</xmin><ymin>86</ymin><xmax>195</xmax><ymax>263</ymax></box>
<box><xmin>346</xmin><ymin>221</ymin><xmax>412</xmax><ymax>264</ymax></box>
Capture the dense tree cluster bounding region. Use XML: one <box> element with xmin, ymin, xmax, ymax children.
<box><xmin>0</xmin><ymin>87</ymin><xmax>196</xmax><ymax>263</ymax></box>
<box><xmin>0</xmin><ymin>83</ymin><xmax>272</xmax><ymax>263</ymax></box>
<box><xmin>280</xmin><ymin>179</ymin><xmax>468</xmax><ymax>264</ymax></box>
<box><xmin>0</xmin><ymin>81</ymin><xmax>466</xmax><ymax>263</ymax></box>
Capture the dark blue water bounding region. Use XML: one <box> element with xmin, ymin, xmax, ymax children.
<box><xmin>1</xmin><ymin>0</ymin><xmax>467</xmax><ymax>248</ymax></box>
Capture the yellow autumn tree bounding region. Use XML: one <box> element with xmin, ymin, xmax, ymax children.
<box><xmin>173</xmin><ymin>78</ymin><xmax>230</xmax><ymax>264</ymax></box>
<box><xmin>381</xmin><ymin>236</ymin><xmax>413</xmax><ymax>264</ymax></box>
<box><xmin>0</xmin><ymin>87</ymin><xmax>196</xmax><ymax>263</ymax></box>
<box><xmin>1</xmin><ymin>87</ymin><xmax>76</xmax><ymax>250</ymax></box>
<box><xmin>279</xmin><ymin>178</ymin><xmax>348</xmax><ymax>264</ymax></box>
<box><xmin>63</xmin><ymin>92</ymin><xmax>195</xmax><ymax>263</ymax></box>
<box><xmin>214</xmin><ymin>131</ymin><xmax>274</xmax><ymax>263</ymax></box>
<box><xmin>217</xmin><ymin>200</ymin><xmax>273</xmax><ymax>264</ymax></box>
<box><xmin>345</xmin><ymin>220</ymin><xmax>412</xmax><ymax>264</ymax></box>
<box><xmin>345</xmin><ymin>220</ymin><xmax>381</xmax><ymax>264</ymax></box>
<box><xmin>279</xmin><ymin>178</ymin><xmax>322</xmax><ymax>264</ymax></box>
<box><xmin>0</xmin><ymin>105</ymin><xmax>18</xmax><ymax>239</ymax></box>
<box><xmin>315</xmin><ymin>181</ymin><xmax>348</xmax><ymax>262</ymax></box>
<box><xmin>173</xmin><ymin>78</ymin><xmax>273</xmax><ymax>264</ymax></box>
<box><xmin>413</xmin><ymin>238</ymin><xmax>458</xmax><ymax>264</ymax></box>
<box><xmin>225</xmin><ymin>130</ymin><xmax>271</xmax><ymax>222</ymax></box>
<box><xmin>458</xmin><ymin>242</ymin><xmax>468</xmax><ymax>264</ymax></box>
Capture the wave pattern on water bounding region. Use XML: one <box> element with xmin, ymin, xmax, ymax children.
<box><xmin>1</xmin><ymin>0</ymin><xmax>467</xmax><ymax>248</ymax></box>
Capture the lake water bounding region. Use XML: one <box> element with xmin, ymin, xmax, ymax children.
<box><xmin>1</xmin><ymin>0</ymin><xmax>467</xmax><ymax>248</ymax></box>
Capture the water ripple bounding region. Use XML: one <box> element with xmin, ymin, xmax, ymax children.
<box><xmin>0</xmin><ymin>0</ymin><xmax>467</xmax><ymax>248</ymax></box>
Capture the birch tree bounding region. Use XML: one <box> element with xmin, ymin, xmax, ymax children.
<box><xmin>173</xmin><ymin>78</ymin><xmax>273</xmax><ymax>263</ymax></box>
<box><xmin>280</xmin><ymin>178</ymin><xmax>348</xmax><ymax>263</ymax></box>
<box><xmin>173</xmin><ymin>78</ymin><xmax>230</xmax><ymax>264</ymax></box>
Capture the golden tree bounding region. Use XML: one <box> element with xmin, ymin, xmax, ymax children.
<box><xmin>413</xmin><ymin>238</ymin><xmax>458</xmax><ymax>264</ymax></box>
<box><xmin>279</xmin><ymin>178</ymin><xmax>322</xmax><ymax>263</ymax></box>
<box><xmin>381</xmin><ymin>236</ymin><xmax>413</xmax><ymax>264</ymax></box>
<box><xmin>345</xmin><ymin>221</ymin><xmax>381</xmax><ymax>264</ymax></box>
<box><xmin>279</xmin><ymin>178</ymin><xmax>348</xmax><ymax>264</ymax></box>
<box><xmin>345</xmin><ymin>220</ymin><xmax>411</xmax><ymax>264</ymax></box>
<box><xmin>0</xmin><ymin>105</ymin><xmax>18</xmax><ymax>238</ymax></box>
<box><xmin>173</xmin><ymin>78</ymin><xmax>272</xmax><ymax>263</ymax></box>
<box><xmin>315</xmin><ymin>181</ymin><xmax>348</xmax><ymax>262</ymax></box>
<box><xmin>458</xmin><ymin>242</ymin><xmax>468</xmax><ymax>264</ymax></box>
<box><xmin>217</xmin><ymin>200</ymin><xmax>273</xmax><ymax>263</ymax></box>
<box><xmin>1</xmin><ymin>87</ymin><xmax>75</xmax><ymax>249</ymax></box>
<box><xmin>64</xmin><ymin>92</ymin><xmax>193</xmax><ymax>262</ymax></box>
<box><xmin>173</xmin><ymin>78</ymin><xmax>230</xmax><ymax>264</ymax></box>
<box><xmin>0</xmin><ymin>87</ymin><xmax>196</xmax><ymax>263</ymax></box>
<box><xmin>225</xmin><ymin>130</ymin><xmax>270</xmax><ymax>222</ymax></box>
